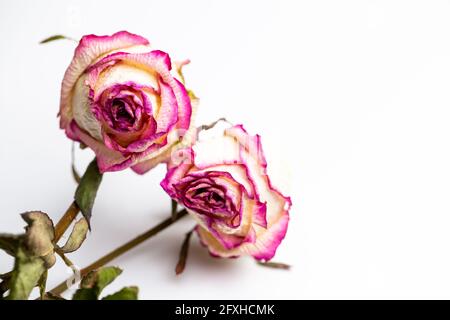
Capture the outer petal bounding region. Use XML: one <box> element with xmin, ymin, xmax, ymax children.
<box><xmin>196</xmin><ymin>207</ymin><xmax>290</xmax><ymax>261</ymax></box>
<box><xmin>67</xmin><ymin>120</ymin><xmax>132</xmax><ymax>173</ymax></box>
<box><xmin>60</xmin><ymin>31</ymin><xmax>149</xmax><ymax>129</ymax></box>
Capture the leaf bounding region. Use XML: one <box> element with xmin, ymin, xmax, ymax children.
<box><xmin>61</xmin><ymin>218</ymin><xmax>89</xmax><ymax>253</ymax></box>
<box><xmin>175</xmin><ymin>229</ymin><xmax>194</xmax><ymax>275</ymax></box>
<box><xmin>187</xmin><ymin>89</ymin><xmax>198</xmax><ymax>101</ymax></box>
<box><xmin>0</xmin><ymin>234</ymin><xmax>22</xmax><ymax>256</ymax></box>
<box><xmin>0</xmin><ymin>273</ymin><xmax>12</xmax><ymax>298</ymax></box>
<box><xmin>256</xmin><ymin>261</ymin><xmax>291</xmax><ymax>270</ymax></box>
<box><xmin>75</xmin><ymin>159</ymin><xmax>103</xmax><ymax>226</ymax></box>
<box><xmin>73</xmin><ymin>266</ymin><xmax>123</xmax><ymax>300</ymax></box>
<box><xmin>72</xmin><ymin>288</ymin><xmax>98</xmax><ymax>300</ymax></box>
<box><xmin>37</xmin><ymin>270</ymin><xmax>47</xmax><ymax>300</ymax></box>
<box><xmin>21</xmin><ymin>211</ymin><xmax>56</xmax><ymax>268</ymax></box>
<box><xmin>197</xmin><ymin>117</ymin><xmax>230</xmax><ymax>134</ymax></box>
<box><xmin>21</xmin><ymin>211</ymin><xmax>55</xmax><ymax>257</ymax></box>
<box><xmin>92</xmin><ymin>267</ymin><xmax>122</xmax><ymax>295</ymax></box>
<box><xmin>7</xmin><ymin>246</ymin><xmax>46</xmax><ymax>300</ymax></box>
<box><xmin>102</xmin><ymin>286</ymin><xmax>138</xmax><ymax>300</ymax></box>
<box><xmin>39</xmin><ymin>34</ymin><xmax>74</xmax><ymax>44</ymax></box>
<box><xmin>43</xmin><ymin>292</ymin><xmax>65</xmax><ymax>300</ymax></box>
<box><xmin>171</xmin><ymin>199</ymin><xmax>178</xmax><ymax>221</ymax></box>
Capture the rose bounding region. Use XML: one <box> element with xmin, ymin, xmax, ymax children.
<box><xmin>59</xmin><ymin>31</ymin><xmax>196</xmax><ymax>173</ymax></box>
<box><xmin>161</xmin><ymin>125</ymin><xmax>291</xmax><ymax>261</ymax></box>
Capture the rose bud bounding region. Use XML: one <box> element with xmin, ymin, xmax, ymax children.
<box><xmin>59</xmin><ymin>31</ymin><xmax>196</xmax><ymax>173</ymax></box>
<box><xmin>161</xmin><ymin>125</ymin><xmax>291</xmax><ymax>261</ymax></box>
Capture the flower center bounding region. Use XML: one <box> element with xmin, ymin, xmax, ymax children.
<box><xmin>112</xmin><ymin>99</ymin><xmax>134</xmax><ymax>125</ymax></box>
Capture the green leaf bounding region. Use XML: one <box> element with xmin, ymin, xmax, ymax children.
<box><xmin>73</xmin><ymin>266</ymin><xmax>123</xmax><ymax>300</ymax></box>
<box><xmin>91</xmin><ymin>267</ymin><xmax>122</xmax><ymax>295</ymax></box>
<box><xmin>39</xmin><ymin>34</ymin><xmax>74</xmax><ymax>44</ymax></box>
<box><xmin>72</xmin><ymin>288</ymin><xmax>98</xmax><ymax>300</ymax></box>
<box><xmin>75</xmin><ymin>159</ymin><xmax>103</xmax><ymax>226</ymax></box>
<box><xmin>61</xmin><ymin>218</ymin><xmax>89</xmax><ymax>253</ymax></box>
<box><xmin>102</xmin><ymin>286</ymin><xmax>138</xmax><ymax>300</ymax></box>
<box><xmin>7</xmin><ymin>246</ymin><xmax>46</xmax><ymax>300</ymax></box>
<box><xmin>0</xmin><ymin>234</ymin><xmax>22</xmax><ymax>256</ymax></box>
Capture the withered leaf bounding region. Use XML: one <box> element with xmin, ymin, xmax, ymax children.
<box><xmin>175</xmin><ymin>229</ymin><xmax>194</xmax><ymax>275</ymax></box>
<box><xmin>256</xmin><ymin>261</ymin><xmax>291</xmax><ymax>270</ymax></box>
<box><xmin>0</xmin><ymin>234</ymin><xmax>22</xmax><ymax>256</ymax></box>
<box><xmin>7</xmin><ymin>246</ymin><xmax>46</xmax><ymax>300</ymax></box>
<box><xmin>61</xmin><ymin>217</ymin><xmax>89</xmax><ymax>253</ymax></box>
<box><xmin>21</xmin><ymin>211</ymin><xmax>54</xmax><ymax>257</ymax></box>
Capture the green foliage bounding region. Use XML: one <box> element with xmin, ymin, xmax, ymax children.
<box><xmin>102</xmin><ymin>286</ymin><xmax>138</xmax><ymax>300</ymax></box>
<box><xmin>72</xmin><ymin>267</ymin><xmax>138</xmax><ymax>300</ymax></box>
<box><xmin>39</xmin><ymin>35</ymin><xmax>74</xmax><ymax>44</ymax></box>
<box><xmin>74</xmin><ymin>159</ymin><xmax>103</xmax><ymax>226</ymax></box>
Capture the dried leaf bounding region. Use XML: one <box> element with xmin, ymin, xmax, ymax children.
<box><xmin>39</xmin><ymin>34</ymin><xmax>74</xmax><ymax>44</ymax></box>
<box><xmin>0</xmin><ymin>234</ymin><xmax>21</xmax><ymax>256</ymax></box>
<box><xmin>75</xmin><ymin>159</ymin><xmax>103</xmax><ymax>226</ymax></box>
<box><xmin>41</xmin><ymin>252</ymin><xmax>56</xmax><ymax>269</ymax></box>
<box><xmin>102</xmin><ymin>286</ymin><xmax>138</xmax><ymax>300</ymax></box>
<box><xmin>187</xmin><ymin>89</ymin><xmax>198</xmax><ymax>101</ymax></box>
<box><xmin>61</xmin><ymin>218</ymin><xmax>89</xmax><ymax>253</ymax></box>
<box><xmin>197</xmin><ymin>117</ymin><xmax>230</xmax><ymax>134</ymax></box>
<box><xmin>256</xmin><ymin>261</ymin><xmax>291</xmax><ymax>270</ymax></box>
<box><xmin>37</xmin><ymin>270</ymin><xmax>47</xmax><ymax>300</ymax></box>
<box><xmin>0</xmin><ymin>272</ymin><xmax>12</xmax><ymax>298</ymax></box>
<box><xmin>43</xmin><ymin>292</ymin><xmax>65</xmax><ymax>300</ymax></box>
<box><xmin>21</xmin><ymin>211</ymin><xmax>55</xmax><ymax>257</ymax></box>
<box><xmin>7</xmin><ymin>246</ymin><xmax>46</xmax><ymax>300</ymax></box>
<box><xmin>175</xmin><ymin>229</ymin><xmax>194</xmax><ymax>275</ymax></box>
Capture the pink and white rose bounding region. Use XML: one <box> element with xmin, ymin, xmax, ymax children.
<box><xmin>59</xmin><ymin>31</ymin><xmax>196</xmax><ymax>173</ymax></box>
<box><xmin>161</xmin><ymin>125</ymin><xmax>291</xmax><ymax>261</ymax></box>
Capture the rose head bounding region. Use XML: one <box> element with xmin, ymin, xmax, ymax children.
<box><xmin>161</xmin><ymin>125</ymin><xmax>291</xmax><ymax>261</ymax></box>
<box><xmin>59</xmin><ymin>31</ymin><xmax>196</xmax><ymax>173</ymax></box>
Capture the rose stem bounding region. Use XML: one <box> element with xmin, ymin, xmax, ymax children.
<box><xmin>54</xmin><ymin>201</ymin><xmax>80</xmax><ymax>242</ymax></box>
<box><xmin>48</xmin><ymin>209</ymin><xmax>188</xmax><ymax>296</ymax></box>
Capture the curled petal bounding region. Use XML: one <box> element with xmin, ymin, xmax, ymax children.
<box><xmin>60</xmin><ymin>31</ymin><xmax>149</xmax><ymax>129</ymax></box>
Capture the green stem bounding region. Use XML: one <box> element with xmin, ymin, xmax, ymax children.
<box><xmin>49</xmin><ymin>209</ymin><xmax>188</xmax><ymax>296</ymax></box>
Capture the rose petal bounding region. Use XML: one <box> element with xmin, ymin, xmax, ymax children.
<box><xmin>60</xmin><ymin>31</ymin><xmax>149</xmax><ymax>129</ymax></box>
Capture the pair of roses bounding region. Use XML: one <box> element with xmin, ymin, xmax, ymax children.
<box><xmin>59</xmin><ymin>31</ymin><xmax>291</xmax><ymax>261</ymax></box>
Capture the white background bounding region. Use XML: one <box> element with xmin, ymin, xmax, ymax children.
<box><xmin>1</xmin><ymin>0</ymin><xmax>450</xmax><ymax>299</ymax></box>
